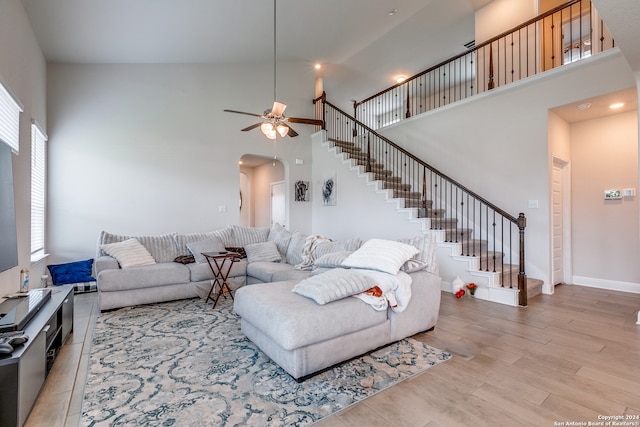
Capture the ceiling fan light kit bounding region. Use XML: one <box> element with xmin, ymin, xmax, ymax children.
<box><xmin>223</xmin><ymin>0</ymin><xmax>322</xmax><ymax>140</ymax></box>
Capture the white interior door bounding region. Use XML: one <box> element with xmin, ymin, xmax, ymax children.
<box><xmin>552</xmin><ymin>157</ymin><xmax>571</xmax><ymax>287</ymax></box>
<box><xmin>270</xmin><ymin>181</ymin><xmax>286</xmax><ymax>228</ymax></box>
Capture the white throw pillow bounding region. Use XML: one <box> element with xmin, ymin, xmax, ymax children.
<box><xmin>292</xmin><ymin>269</ymin><xmax>377</xmax><ymax>305</ymax></box>
<box><xmin>341</xmin><ymin>238</ymin><xmax>419</xmax><ymax>275</ymax></box>
<box><xmin>244</xmin><ymin>241</ymin><xmax>282</xmax><ymax>263</ymax></box>
<box><xmin>313</xmin><ymin>250</ymin><xmax>353</xmax><ymax>268</ymax></box>
<box><xmin>100</xmin><ymin>238</ymin><xmax>156</xmax><ymax>269</ymax></box>
<box><xmin>186</xmin><ymin>236</ymin><xmax>226</xmax><ymax>263</ymax></box>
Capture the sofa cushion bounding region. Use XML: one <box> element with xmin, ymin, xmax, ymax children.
<box><xmin>174</xmin><ymin>227</ymin><xmax>234</xmax><ymax>256</ymax></box>
<box><xmin>311</xmin><ymin>238</ymin><xmax>361</xmax><ymax>259</ymax></box>
<box><xmin>285</xmin><ymin>231</ymin><xmax>308</xmax><ymax>266</ymax></box>
<box><xmin>186</xmin><ymin>236</ymin><xmax>226</xmax><ymax>263</ymax></box>
<box><xmin>187</xmin><ymin>259</ymin><xmax>247</xmax><ymax>282</ymax></box>
<box><xmin>268</xmin><ymin>222</ymin><xmax>292</xmax><ymax>241</ymax></box>
<box><xmin>97</xmin><ymin>231</ymin><xmax>179</xmax><ymax>263</ymax></box>
<box><xmin>245</xmin><ymin>241</ymin><xmax>282</xmax><ymax>263</ymax></box>
<box><xmin>100</xmin><ymin>238</ymin><xmax>157</xmax><ymax>269</ymax></box>
<box><xmin>234</xmin><ymin>280</ymin><xmax>388</xmax><ymax>350</ymax></box>
<box><xmin>398</xmin><ymin>234</ymin><xmax>438</xmax><ymax>274</ymax></box>
<box><xmin>269</xmin><ymin>268</ymin><xmax>313</xmax><ymax>283</ymax></box>
<box><xmin>246</xmin><ymin>261</ymin><xmax>309</xmax><ymax>283</ymax></box>
<box><xmin>342</xmin><ymin>238</ymin><xmax>419</xmax><ymax>275</ymax></box>
<box><xmin>230</xmin><ymin>225</ymin><xmax>270</xmax><ymax>247</ymax></box>
<box><xmin>97</xmin><ymin>263</ymin><xmax>190</xmax><ymax>292</ymax></box>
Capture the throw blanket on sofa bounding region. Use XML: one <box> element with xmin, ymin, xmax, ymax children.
<box><xmin>353</xmin><ymin>269</ymin><xmax>412</xmax><ymax>313</ymax></box>
<box><xmin>294</xmin><ymin>234</ymin><xmax>331</xmax><ymax>271</ymax></box>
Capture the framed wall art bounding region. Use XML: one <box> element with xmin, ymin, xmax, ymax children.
<box><xmin>321</xmin><ymin>172</ymin><xmax>336</xmax><ymax>206</ymax></box>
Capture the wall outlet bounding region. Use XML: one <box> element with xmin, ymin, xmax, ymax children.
<box><xmin>218</xmin><ymin>205</ymin><xmax>227</xmax><ymax>213</ymax></box>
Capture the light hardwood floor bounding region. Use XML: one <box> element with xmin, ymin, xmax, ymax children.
<box><xmin>25</xmin><ymin>285</ymin><xmax>640</xmax><ymax>427</ymax></box>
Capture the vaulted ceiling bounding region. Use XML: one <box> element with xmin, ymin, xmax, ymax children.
<box><xmin>21</xmin><ymin>0</ymin><xmax>494</xmax><ymax>101</ymax></box>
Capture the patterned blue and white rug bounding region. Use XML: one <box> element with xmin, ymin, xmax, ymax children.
<box><xmin>81</xmin><ymin>297</ymin><xmax>451</xmax><ymax>426</ymax></box>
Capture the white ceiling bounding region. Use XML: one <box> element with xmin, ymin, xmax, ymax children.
<box><xmin>551</xmin><ymin>87</ymin><xmax>638</xmax><ymax>124</ymax></box>
<box><xmin>21</xmin><ymin>0</ymin><xmax>639</xmax><ymax>117</ymax></box>
<box><xmin>21</xmin><ymin>0</ymin><xmax>494</xmax><ymax>101</ymax></box>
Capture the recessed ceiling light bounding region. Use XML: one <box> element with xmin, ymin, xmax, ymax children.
<box><xmin>577</xmin><ymin>102</ymin><xmax>591</xmax><ymax>110</ymax></box>
<box><xmin>396</xmin><ymin>75</ymin><xmax>406</xmax><ymax>83</ymax></box>
<box><xmin>610</xmin><ymin>102</ymin><xmax>624</xmax><ymax>109</ymax></box>
<box><xmin>388</xmin><ymin>8</ymin><xmax>398</xmax><ymax>16</ymax></box>
<box><xmin>314</xmin><ymin>63</ymin><xmax>321</xmax><ymax>70</ymax></box>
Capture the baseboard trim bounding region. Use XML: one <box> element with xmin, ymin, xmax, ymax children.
<box><xmin>571</xmin><ymin>276</ymin><xmax>640</xmax><ymax>294</ymax></box>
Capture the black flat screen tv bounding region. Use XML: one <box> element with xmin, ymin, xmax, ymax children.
<box><xmin>0</xmin><ymin>142</ymin><xmax>19</xmax><ymax>273</ymax></box>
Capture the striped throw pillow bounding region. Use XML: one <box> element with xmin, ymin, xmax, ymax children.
<box><xmin>244</xmin><ymin>241</ymin><xmax>282</xmax><ymax>263</ymax></box>
<box><xmin>100</xmin><ymin>238</ymin><xmax>156</xmax><ymax>269</ymax></box>
<box><xmin>292</xmin><ymin>269</ymin><xmax>377</xmax><ymax>305</ymax></box>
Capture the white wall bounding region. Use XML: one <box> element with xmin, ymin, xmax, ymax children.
<box><xmin>475</xmin><ymin>0</ymin><xmax>538</xmax><ymax>44</ymax></box>
<box><xmin>46</xmin><ymin>62</ymin><xmax>315</xmax><ymax>264</ymax></box>
<box><xmin>310</xmin><ymin>132</ymin><xmax>426</xmax><ymax>241</ymax></box>
<box><xmin>0</xmin><ymin>0</ymin><xmax>47</xmax><ymax>297</ymax></box>
<box><xmin>571</xmin><ymin>111</ymin><xmax>639</xmax><ymax>288</ymax></box>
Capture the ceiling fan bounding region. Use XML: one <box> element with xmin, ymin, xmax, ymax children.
<box><xmin>223</xmin><ymin>0</ymin><xmax>323</xmax><ymax>139</ymax></box>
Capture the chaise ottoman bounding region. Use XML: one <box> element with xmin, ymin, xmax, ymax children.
<box><xmin>233</xmin><ymin>269</ymin><xmax>442</xmax><ymax>381</ymax></box>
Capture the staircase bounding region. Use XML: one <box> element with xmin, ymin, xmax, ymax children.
<box><xmin>319</xmin><ymin>131</ymin><xmax>543</xmax><ymax>306</ymax></box>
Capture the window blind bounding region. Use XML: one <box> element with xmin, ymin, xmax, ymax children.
<box><xmin>31</xmin><ymin>122</ymin><xmax>47</xmax><ymax>260</ymax></box>
<box><xmin>0</xmin><ymin>82</ymin><xmax>23</xmax><ymax>154</ymax></box>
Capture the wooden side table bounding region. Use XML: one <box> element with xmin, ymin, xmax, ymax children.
<box><xmin>202</xmin><ymin>251</ymin><xmax>242</xmax><ymax>308</ymax></box>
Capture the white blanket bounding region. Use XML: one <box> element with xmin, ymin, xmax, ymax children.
<box><xmin>294</xmin><ymin>234</ymin><xmax>331</xmax><ymax>271</ymax></box>
<box><xmin>352</xmin><ymin>269</ymin><xmax>412</xmax><ymax>312</ymax></box>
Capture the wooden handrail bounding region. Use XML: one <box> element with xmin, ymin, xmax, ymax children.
<box><xmin>315</xmin><ymin>92</ymin><xmax>528</xmax><ymax>305</ymax></box>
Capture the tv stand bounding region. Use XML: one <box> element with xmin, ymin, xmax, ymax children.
<box><xmin>0</xmin><ymin>285</ymin><xmax>74</xmax><ymax>427</ymax></box>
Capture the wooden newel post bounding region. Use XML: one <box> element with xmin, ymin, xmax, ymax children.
<box><xmin>312</xmin><ymin>91</ymin><xmax>327</xmax><ymax>131</ymax></box>
<box><xmin>517</xmin><ymin>213</ymin><xmax>527</xmax><ymax>306</ymax></box>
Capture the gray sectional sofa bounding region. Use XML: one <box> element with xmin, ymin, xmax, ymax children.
<box><xmin>95</xmin><ymin>224</ymin><xmax>442</xmax><ymax>381</ymax></box>
<box><xmin>94</xmin><ymin>224</ymin><xmax>359</xmax><ymax>310</ymax></box>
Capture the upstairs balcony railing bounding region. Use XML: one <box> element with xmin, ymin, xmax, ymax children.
<box><xmin>353</xmin><ymin>0</ymin><xmax>614</xmax><ymax>130</ymax></box>
<box><xmin>314</xmin><ymin>93</ymin><xmax>529</xmax><ymax>306</ymax></box>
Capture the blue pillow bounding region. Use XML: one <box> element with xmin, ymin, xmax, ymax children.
<box><xmin>48</xmin><ymin>259</ymin><xmax>95</xmax><ymax>286</ymax></box>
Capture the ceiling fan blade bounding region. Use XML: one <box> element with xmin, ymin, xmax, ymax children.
<box><xmin>286</xmin><ymin>117</ymin><xmax>324</xmax><ymax>126</ymax></box>
<box><xmin>224</xmin><ymin>109</ymin><xmax>263</xmax><ymax>118</ymax></box>
<box><xmin>241</xmin><ymin>123</ymin><xmax>262</xmax><ymax>132</ymax></box>
<box><xmin>271</xmin><ymin>101</ymin><xmax>287</xmax><ymax>117</ymax></box>
<box><xmin>286</xmin><ymin>125</ymin><xmax>298</xmax><ymax>137</ymax></box>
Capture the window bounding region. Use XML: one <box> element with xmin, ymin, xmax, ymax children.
<box><xmin>31</xmin><ymin>122</ymin><xmax>47</xmax><ymax>262</ymax></box>
<box><xmin>0</xmin><ymin>82</ymin><xmax>23</xmax><ymax>154</ymax></box>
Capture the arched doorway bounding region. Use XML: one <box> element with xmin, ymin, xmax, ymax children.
<box><xmin>238</xmin><ymin>155</ymin><xmax>285</xmax><ymax>228</ymax></box>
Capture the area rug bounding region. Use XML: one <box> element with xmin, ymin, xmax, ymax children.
<box><xmin>81</xmin><ymin>297</ymin><xmax>451</xmax><ymax>426</ymax></box>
